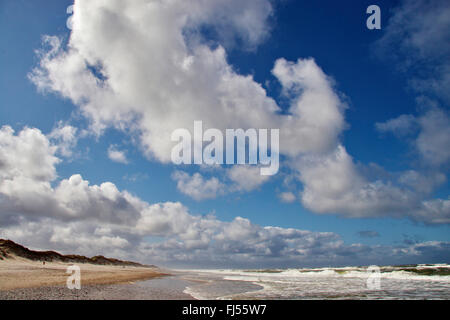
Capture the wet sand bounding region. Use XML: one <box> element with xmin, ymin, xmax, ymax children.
<box><xmin>0</xmin><ymin>276</ymin><xmax>196</xmax><ymax>300</ymax></box>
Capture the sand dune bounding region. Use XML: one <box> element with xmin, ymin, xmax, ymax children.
<box><xmin>0</xmin><ymin>239</ymin><xmax>165</xmax><ymax>291</ymax></box>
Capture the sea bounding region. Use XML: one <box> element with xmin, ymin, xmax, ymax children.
<box><xmin>174</xmin><ymin>264</ymin><xmax>450</xmax><ymax>300</ymax></box>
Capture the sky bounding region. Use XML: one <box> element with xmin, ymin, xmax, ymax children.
<box><xmin>0</xmin><ymin>0</ymin><xmax>449</xmax><ymax>268</ymax></box>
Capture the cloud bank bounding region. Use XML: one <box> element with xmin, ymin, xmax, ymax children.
<box><xmin>1</xmin><ymin>125</ymin><xmax>448</xmax><ymax>267</ymax></box>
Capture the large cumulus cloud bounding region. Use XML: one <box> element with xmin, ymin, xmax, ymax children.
<box><xmin>26</xmin><ymin>1</ymin><xmax>450</xmax><ymax>223</ymax></box>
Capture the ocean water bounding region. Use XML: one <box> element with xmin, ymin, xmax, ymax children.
<box><xmin>177</xmin><ymin>264</ymin><xmax>450</xmax><ymax>300</ymax></box>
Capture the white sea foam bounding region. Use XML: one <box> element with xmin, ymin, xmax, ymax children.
<box><xmin>179</xmin><ymin>264</ymin><xmax>450</xmax><ymax>299</ymax></box>
<box><xmin>183</xmin><ymin>286</ymin><xmax>210</xmax><ymax>300</ymax></box>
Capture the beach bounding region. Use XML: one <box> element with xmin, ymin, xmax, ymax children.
<box><xmin>0</xmin><ymin>277</ymin><xmax>195</xmax><ymax>300</ymax></box>
<box><xmin>2</xmin><ymin>260</ymin><xmax>450</xmax><ymax>299</ymax></box>
<box><xmin>0</xmin><ymin>258</ymin><xmax>164</xmax><ymax>290</ymax></box>
<box><xmin>0</xmin><ymin>258</ymin><xmax>195</xmax><ymax>299</ymax></box>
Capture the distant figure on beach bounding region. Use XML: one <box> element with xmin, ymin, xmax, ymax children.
<box><xmin>43</xmin><ymin>261</ymin><xmax>45</xmax><ymax>265</ymax></box>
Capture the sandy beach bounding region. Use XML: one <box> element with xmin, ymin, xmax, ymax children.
<box><xmin>0</xmin><ymin>258</ymin><xmax>196</xmax><ymax>299</ymax></box>
<box><xmin>0</xmin><ymin>276</ymin><xmax>196</xmax><ymax>300</ymax></box>
<box><xmin>0</xmin><ymin>257</ymin><xmax>164</xmax><ymax>290</ymax></box>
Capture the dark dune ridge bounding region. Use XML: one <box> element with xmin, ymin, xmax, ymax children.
<box><xmin>0</xmin><ymin>239</ymin><xmax>154</xmax><ymax>267</ymax></box>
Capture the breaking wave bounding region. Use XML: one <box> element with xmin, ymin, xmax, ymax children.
<box><xmin>181</xmin><ymin>264</ymin><xmax>450</xmax><ymax>299</ymax></box>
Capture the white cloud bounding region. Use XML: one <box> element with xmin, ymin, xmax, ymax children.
<box><xmin>48</xmin><ymin>122</ymin><xmax>78</xmax><ymax>157</ymax></box>
<box><xmin>0</xmin><ymin>126</ymin><xmax>143</xmax><ymax>225</ymax></box>
<box><xmin>416</xmin><ymin>108</ymin><xmax>450</xmax><ymax>166</ymax></box>
<box><xmin>376</xmin><ymin>0</ymin><xmax>450</xmax><ymax>103</ymax></box>
<box><xmin>376</xmin><ymin>107</ymin><xmax>450</xmax><ymax>167</ymax></box>
<box><xmin>227</xmin><ymin>165</ymin><xmax>271</xmax><ymax>192</ymax></box>
<box><xmin>107</xmin><ymin>145</ymin><xmax>129</xmax><ymax>164</ymax></box>
<box><xmin>375</xmin><ymin>114</ymin><xmax>417</xmax><ymax>137</ymax></box>
<box><xmin>171</xmin><ymin>165</ymin><xmax>271</xmax><ymax>200</ymax></box>
<box><xmin>54</xmin><ymin>174</ymin><xmax>143</xmax><ymax>224</ymax></box>
<box><xmin>414</xmin><ymin>199</ymin><xmax>450</xmax><ymax>225</ymax></box>
<box><xmin>278</xmin><ymin>191</ymin><xmax>296</xmax><ymax>203</ymax></box>
<box><xmin>0</xmin><ymin>126</ymin><xmax>60</xmax><ymax>223</ymax></box>
<box><xmin>294</xmin><ymin>145</ymin><xmax>450</xmax><ymax>223</ymax></box>
<box><xmin>0</xmin><ymin>126</ymin><xmax>59</xmax><ymax>183</ymax></box>
<box><xmin>398</xmin><ymin>170</ymin><xmax>446</xmax><ymax>194</ymax></box>
<box><xmin>29</xmin><ymin>0</ymin><xmax>345</xmax><ymax>164</ymax></box>
<box><xmin>272</xmin><ymin>57</ymin><xmax>346</xmax><ymax>157</ymax></box>
<box><xmin>296</xmin><ymin>145</ymin><xmax>408</xmax><ymax>217</ymax></box>
<box><xmin>0</xmin><ymin>218</ymin><xmax>131</xmax><ymax>258</ymax></box>
<box><xmin>172</xmin><ymin>171</ymin><xmax>225</xmax><ymax>200</ymax></box>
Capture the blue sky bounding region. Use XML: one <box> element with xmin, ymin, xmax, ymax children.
<box><xmin>0</xmin><ymin>0</ymin><xmax>449</xmax><ymax>268</ymax></box>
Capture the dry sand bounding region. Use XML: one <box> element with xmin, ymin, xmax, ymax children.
<box><xmin>0</xmin><ymin>242</ymin><xmax>198</xmax><ymax>300</ymax></box>
<box><xmin>0</xmin><ymin>257</ymin><xmax>164</xmax><ymax>291</ymax></box>
<box><xmin>0</xmin><ymin>257</ymin><xmax>196</xmax><ymax>299</ymax></box>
